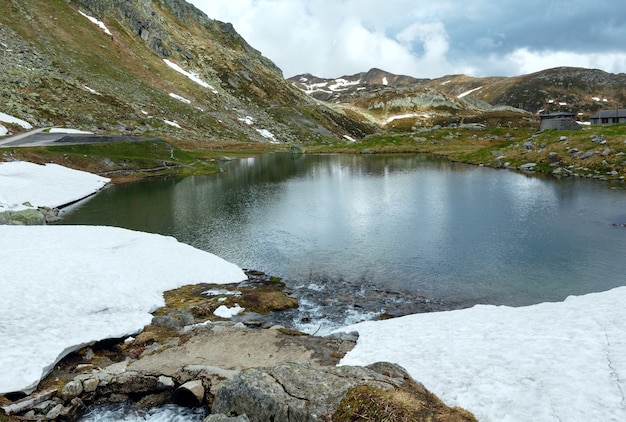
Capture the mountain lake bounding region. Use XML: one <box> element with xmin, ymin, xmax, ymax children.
<box><xmin>59</xmin><ymin>153</ymin><xmax>626</xmax><ymax>332</ymax></box>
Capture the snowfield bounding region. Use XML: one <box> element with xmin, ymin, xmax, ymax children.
<box><xmin>0</xmin><ymin>161</ymin><xmax>247</xmax><ymax>394</ymax></box>
<box><xmin>1</xmin><ymin>160</ymin><xmax>626</xmax><ymax>422</ymax></box>
<box><xmin>337</xmin><ymin>287</ymin><xmax>626</xmax><ymax>421</ymax></box>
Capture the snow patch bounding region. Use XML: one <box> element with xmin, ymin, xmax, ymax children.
<box><xmin>343</xmin><ymin>135</ymin><xmax>357</xmax><ymax>143</ymax></box>
<box><xmin>0</xmin><ymin>112</ymin><xmax>33</xmax><ymax>129</ymax></box>
<box><xmin>256</xmin><ymin>128</ymin><xmax>279</xmax><ymax>143</ymax></box>
<box><xmin>382</xmin><ymin>76</ymin><xmax>388</xmax><ymax>86</ymax></box>
<box><xmin>385</xmin><ymin>113</ymin><xmax>423</xmax><ymax>124</ymax></box>
<box><xmin>337</xmin><ymin>287</ymin><xmax>626</xmax><ymax>421</ymax></box>
<box><xmin>83</xmin><ymin>85</ymin><xmax>101</xmax><ymax>95</ymax></box>
<box><xmin>457</xmin><ymin>86</ymin><xmax>482</xmax><ymax>98</ymax></box>
<box><xmin>163</xmin><ymin>59</ymin><xmax>218</xmax><ymax>94</ymax></box>
<box><xmin>213</xmin><ymin>304</ymin><xmax>245</xmax><ymax>319</ymax></box>
<box><xmin>48</xmin><ymin>128</ymin><xmax>93</xmax><ymax>134</ymax></box>
<box><xmin>169</xmin><ymin>93</ymin><xmax>191</xmax><ymax>104</ymax></box>
<box><xmin>238</xmin><ymin>116</ymin><xmax>254</xmax><ymax>125</ymax></box>
<box><xmin>163</xmin><ymin>119</ymin><xmax>181</xmax><ymax>128</ymax></box>
<box><xmin>78</xmin><ymin>10</ymin><xmax>112</xmax><ymax>36</ymax></box>
<box><xmin>0</xmin><ymin>161</ymin><xmax>109</xmax><ymax>211</ymax></box>
<box><xmin>0</xmin><ymin>225</ymin><xmax>246</xmax><ymax>394</ymax></box>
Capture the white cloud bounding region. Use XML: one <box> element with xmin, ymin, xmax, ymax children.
<box><xmin>505</xmin><ymin>48</ymin><xmax>626</xmax><ymax>75</ymax></box>
<box><xmin>187</xmin><ymin>0</ymin><xmax>626</xmax><ymax>78</ymax></box>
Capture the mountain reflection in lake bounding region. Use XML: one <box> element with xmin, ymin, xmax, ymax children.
<box><xmin>60</xmin><ymin>153</ymin><xmax>626</xmax><ymax>327</ymax></box>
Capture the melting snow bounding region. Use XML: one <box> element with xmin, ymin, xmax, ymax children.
<box><xmin>256</xmin><ymin>128</ymin><xmax>279</xmax><ymax>143</ymax></box>
<box><xmin>83</xmin><ymin>85</ymin><xmax>101</xmax><ymax>95</ymax></box>
<box><xmin>163</xmin><ymin>119</ymin><xmax>181</xmax><ymax>128</ymax></box>
<box><xmin>337</xmin><ymin>287</ymin><xmax>626</xmax><ymax>421</ymax></box>
<box><xmin>382</xmin><ymin>77</ymin><xmax>388</xmax><ymax>86</ymax></box>
<box><xmin>169</xmin><ymin>93</ymin><xmax>191</xmax><ymax>104</ymax></box>
<box><xmin>0</xmin><ymin>112</ymin><xmax>33</xmax><ymax>129</ymax></box>
<box><xmin>238</xmin><ymin>116</ymin><xmax>254</xmax><ymax>125</ymax></box>
<box><xmin>48</xmin><ymin>128</ymin><xmax>93</xmax><ymax>134</ymax></box>
<box><xmin>0</xmin><ymin>161</ymin><xmax>109</xmax><ymax>212</ymax></box>
<box><xmin>163</xmin><ymin>59</ymin><xmax>218</xmax><ymax>94</ymax></box>
<box><xmin>0</xmin><ymin>162</ymin><xmax>247</xmax><ymax>394</ymax></box>
<box><xmin>213</xmin><ymin>304</ymin><xmax>245</xmax><ymax>319</ymax></box>
<box><xmin>457</xmin><ymin>86</ymin><xmax>483</xmax><ymax>98</ymax></box>
<box><xmin>78</xmin><ymin>10</ymin><xmax>112</xmax><ymax>36</ymax></box>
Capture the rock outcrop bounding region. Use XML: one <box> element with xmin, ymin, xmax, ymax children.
<box><xmin>211</xmin><ymin>361</ymin><xmax>476</xmax><ymax>421</ymax></box>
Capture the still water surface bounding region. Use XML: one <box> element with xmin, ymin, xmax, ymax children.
<box><xmin>60</xmin><ymin>153</ymin><xmax>626</xmax><ymax>308</ymax></box>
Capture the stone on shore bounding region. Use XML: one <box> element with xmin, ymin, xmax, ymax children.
<box><xmin>211</xmin><ymin>362</ymin><xmax>477</xmax><ymax>421</ymax></box>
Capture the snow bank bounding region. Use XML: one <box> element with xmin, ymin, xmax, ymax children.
<box><xmin>78</xmin><ymin>10</ymin><xmax>112</xmax><ymax>36</ymax></box>
<box><xmin>457</xmin><ymin>86</ymin><xmax>482</xmax><ymax>98</ymax></box>
<box><xmin>0</xmin><ymin>161</ymin><xmax>247</xmax><ymax>393</ymax></box>
<box><xmin>0</xmin><ymin>161</ymin><xmax>109</xmax><ymax>211</ymax></box>
<box><xmin>0</xmin><ymin>225</ymin><xmax>247</xmax><ymax>394</ymax></box>
<box><xmin>337</xmin><ymin>288</ymin><xmax>626</xmax><ymax>421</ymax></box>
<box><xmin>169</xmin><ymin>92</ymin><xmax>192</xmax><ymax>104</ymax></box>
<box><xmin>213</xmin><ymin>304</ymin><xmax>245</xmax><ymax>318</ymax></box>
<box><xmin>0</xmin><ymin>112</ymin><xmax>33</xmax><ymax>129</ymax></box>
<box><xmin>163</xmin><ymin>59</ymin><xmax>218</xmax><ymax>93</ymax></box>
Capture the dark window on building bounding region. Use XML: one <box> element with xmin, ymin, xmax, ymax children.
<box><xmin>602</xmin><ymin>118</ymin><xmax>609</xmax><ymax>123</ymax></box>
<box><xmin>613</xmin><ymin>118</ymin><xmax>620</xmax><ymax>123</ymax></box>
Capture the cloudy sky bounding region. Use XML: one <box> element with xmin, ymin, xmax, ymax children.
<box><xmin>187</xmin><ymin>0</ymin><xmax>626</xmax><ymax>79</ymax></box>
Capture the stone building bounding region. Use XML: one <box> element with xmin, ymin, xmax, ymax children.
<box><xmin>539</xmin><ymin>112</ymin><xmax>581</xmax><ymax>131</ymax></box>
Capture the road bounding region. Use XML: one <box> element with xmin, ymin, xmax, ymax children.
<box><xmin>0</xmin><ymin>129</ymin><xmax>161</xmax><ymax>147</ymax></box>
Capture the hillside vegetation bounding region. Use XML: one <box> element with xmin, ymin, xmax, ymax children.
<box><xmin>2</xmin><ymin>0</ymin><xmax>626</xmax><ymax>182</ymax></box>
<box><xmin>0</xmin><ymin>0</ymin><xmax>374</xmax><ymax>149</ymax></box>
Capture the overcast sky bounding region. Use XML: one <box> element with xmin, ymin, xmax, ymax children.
<box><xmin>187</xmin><ymin>0</ymin><xmax>626</xmax><ymax>79</ymax></box>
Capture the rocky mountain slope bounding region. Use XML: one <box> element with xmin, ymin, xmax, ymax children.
<box><xmin>289</xmin><ymin>66</ymin><xmax>626</xmax><ymax>131</ymax></box>
<box><xmin>425</xmin><ymin>67</ymin><xmax>626</xmax><ymax>117</ymax></box>
<box><xmin>0</xmin><ymin>0</ymin><xmax>375</xmax><ymax>147</ymax></box>
<box><xmin>288</xmin><ymin>68</ymin><xmax>537</xmax><ymax>130</ymax></box>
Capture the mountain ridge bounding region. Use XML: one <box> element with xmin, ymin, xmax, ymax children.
<box><xmin>0</xmin><ymin>0</ymin><xmax>375</xmax><ymax>146</ymax></box>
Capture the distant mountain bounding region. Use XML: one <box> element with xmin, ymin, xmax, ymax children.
<box><xmin>424</xmin><ymin>67</ymin><xmax>626</xmax><ymax>116</ymax></box>
<box><xmin>289</xmin><ymin>66</ymin><xmax>626</xmax><ymax>130</ymax></box>
<box><xmin>0</xmin><ymin>0</ymin><xmax>375</xmax><ymax>145</ymax></box>
<box><xmin>288</xmin><ymin>68</ymin><xmax>428</xmax><ymax>102</ymax></box>
<box><xmin>288</xmin><ymin>69</ymin><xmax>532</xmax><ymax>129</ymax></box>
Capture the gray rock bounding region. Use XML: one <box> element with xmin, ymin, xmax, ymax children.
<box><xmin>602</xmin><ymin>148</ymin><xmax>612</xmax><ymax>156</ymax></box>
<box><xmin>61</xmin><ymin>380</ymin><xmax>83</xmax><ymax>401</ymax></box>
<box><xmin>552</xmin><ymin>167</ymin><xmax>573</xmax><ymax>176</ymax></box>
<box><xmin>325</xmin><ymin>331</ymin><xmax>359</xmax><ymax>342</ymax></box>
<box><xmin>45</xmin><ymin>403</ymin><xmax>64</xmax><ymax>419</ymax></box>
<box><xmin>519</xmin><ymin>163</ymin><xmax>537</xmax><ymax>170</ymax></box>
<box><xmin>83</xmin><ymin>378</ymin><xmax>100</xmax><ymax>393</ymax></box>
<box><xmin>205</xmin><ymin>414</ymin><xmax>251</xmax><ymax>422</ymax></box>
<box><xmin>581</xmin><ymin>151</ymin><xmax>599</xmax><ymax>160</ymax></box>
<box><xmin>212</xmin><ymin>362</ymin><xmax>409</xmax><ymax>421</ymax></box>
<box><xmin>151</xmin><ymin>315</ymin><xmax>180</xmax><ymax>327</ymax></box>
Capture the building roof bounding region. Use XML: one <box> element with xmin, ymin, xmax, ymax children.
<box><xmin>539</xmin><ymin>112</ymin><xmax>576</xmax><ymax>120</ymax></box>
<box><xmin>589</xmin><ymin>109</ymin><xmax>626</xmax><ymax>119</ymax></box>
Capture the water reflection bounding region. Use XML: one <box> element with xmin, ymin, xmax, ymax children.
<box><xmin>60</xmin><ymin>153</ymin><xmax>626</xmax><ymax>308</ymax></box>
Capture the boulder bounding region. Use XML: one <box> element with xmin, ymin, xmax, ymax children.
<box><xmin>211</xmin><ymin>362</ymin><xmax>476</xmax><ymax>421</ymax></box>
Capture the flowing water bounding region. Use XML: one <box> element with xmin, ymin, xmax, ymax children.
<box><xmin>60</xmin><ymin>153</ymin><xmax>626</xmax><ymax>327</ymax></box>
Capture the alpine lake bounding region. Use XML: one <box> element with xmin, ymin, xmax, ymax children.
<box><xmin>58</xmin><ymin>152</ymin><xmax>626</xmax><ymax>332</ymax></box>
